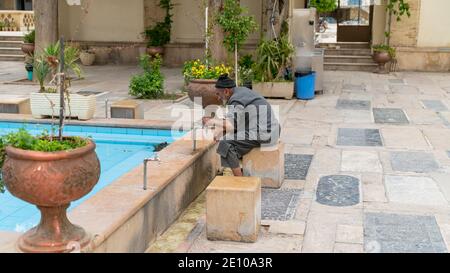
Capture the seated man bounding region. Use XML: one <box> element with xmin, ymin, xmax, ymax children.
<box><xmin>203</xmin><ymin>74</ymin><xmax>280</xmax><ymax>177</ymax></box>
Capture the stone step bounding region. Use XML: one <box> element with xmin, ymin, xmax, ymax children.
<box><xmin>324</xmin><ymin>55</ymin><xmax>375</xmax><ymax>64</ymax></box>
<box><xmin>319</xmin><ymin>42</ymin><xmax>370</xmax><ymax>49</ymax></box>
<box><xmin>0</xmin><ymin>40</ymin><xmax>23</xmax><ymax>48</ymax></box>
<box><xmin>0</xmin><ymin>54</ymin><xmax>25</xmax><ymax>61</ymax></box>
<box><xmin>0</xmin><ymin>47</ymin><xmax>23</xmax><ymax>55</ymax></box>
<box><xmin>324</xmin><ymin>48</ymin><xmax>372</xmax><ymax>56</ymax></box>
<box><xmin>0</xmin><ymin>35</ymin><xmax>24</xmax><ymax>42</ymax></box>
<box><xmin>324</xmin><ymin>62</ymin><xmax>378</xmax><ymax>72</ymax></box>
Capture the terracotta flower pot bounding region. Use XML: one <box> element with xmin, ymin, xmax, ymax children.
<box><xmin>147</xmin><ymin>46</ymin><xmax>164</xmax><ymax>56</ymax></box>
<box><xmin>21</xmin><ymin>43</ymin><xmax>35</xmax><ymax>56</ymax></box>
<box><xmin>2</xmin><ymin>139</ymin><xmax>101</xmax><ymax>253</ymax></box>
<box><xmin>372</xmin><ymin>51</ymin><xmax>392</xmax><ymax>74</ymax></box>
<box><xmin>80</xmin><ymin>52</ymin><xmax>96</xmax><ymax>66</ymax></box>
<box><xmin>187</xmin><ymin>79</ymin><xmax>221</xmax><ymax>109</ymax></box>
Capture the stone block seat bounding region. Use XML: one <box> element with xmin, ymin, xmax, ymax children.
<box><xmin>0</xmin><ymin>98</ymin><xmax>31</xmax><ymax>114</ymax></box>
<box><xmin>243</xmin><ymin>142</ymin><xmax>285</xmax><ymax>188</ymax></box>
<box><xmin>206</xmin><ymin>176</ymin><xmax>261</xmax><ymax>243</ymax></box>
<box><xmin>110</xmin><ymin>99</ymin><xmax>144</xmax><ymax>119</ymax></box>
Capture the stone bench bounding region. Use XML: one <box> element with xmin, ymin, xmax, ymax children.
<box><xmin>0</xmin><ymin>98</ymin><xmax>31</xmax><ymax>114</ymax></box>
<box><xmin>243</xmin><ymin>142</ymin><xmax>285</xmax><ymax>188</ymax></box>
<box><xmin>110</xmin><ymin>100</ymin><xmax>144</xmax><ymax>119</ymax></box>
<box><xmin>206</xmin><ymin>176</ymin><xmax>261</xmax><ymax>243</ymax></box>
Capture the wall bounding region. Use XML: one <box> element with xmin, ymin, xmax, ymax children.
<box><xmin>371</xmin><ymin>2</ymin><xmax>386</xmax><ymax>45</ymax></box>
<box><xmin>417</xmin><ymin>0</ymin><xmax>450</xmax><ymax>47</ymax></box>
<box><xmin>170</xmin><ymin>0</ymin><xmax>262</xmax><ymax>44</ymax></box>
<box><xmin>389</xmin><ymin>0</ymin><xmax>420</xmax><ymax>47</ymax></box>
<box><xmin>0</xmin><ymin>0</ymin><xmax>15</xmax><ymax>10</ymax></box>
<box><xmin>59</xmin><ymin>0</ymin><xmax>145</xmax><ymax>42</ymax></box>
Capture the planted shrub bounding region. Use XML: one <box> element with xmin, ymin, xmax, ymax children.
<box><xmin>129</xmin><ymin>54</ymin><xmax>165</xmax><ymax>99</ymax></box>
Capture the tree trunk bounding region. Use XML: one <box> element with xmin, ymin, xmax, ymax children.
<box><xmin>209</xmin><ymin>0</ymin><xmax>227</xmax><ymax>63</ymax></box>
<box><xmin>34</xmin><ymin>0</ymin><xmax>59</xmax><ymax>54</ymax></box>
<box><xmin>234</xmin><ymin>41</ymin><xmax>238</xmax><ymax>85</ymax></box>
<box><xmin>262</xmin><ymin>0</ymin><xmax>290</xmax><ymax>40</ymax></box>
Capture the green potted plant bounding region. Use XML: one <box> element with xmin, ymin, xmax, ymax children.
<box><xmin>0</xmin><ymin>39</ymin><xmax>100</xmax><ymax>252</ymax></box>
<box><xmin>183</xmin><ymin>59</ymin><xmax>232</xmax><ymax>108</ymax></box>
<box><xmin>0</xmin><ymin>128</ymin><xmax>100</xmax><ymax>253</ymax></box>
<box><xmin>144</xmin><ymin>0</ymin><xmax>174</xmax><ymax>56</ymax></box>
<box><xmin>80</xmin><ymin>47</ymin><xmax>96</xmax><ymax>66</ymax></box>
<box><xmin>22</xmin><ymin>29</ymin><xmax>35</xmax><ymax>56</ymax></box>
<box><xmin>129</xmin><ymin>54</ymin><xmax>165</xmax><ymax>99</ymax></box>
<box><xmin>372</xmin><ymin>44</ymin><xmax>396</xmax><ymax>73</ymax></box>
<box><xmin>372</xmin><ymin>0</ymin><xmax>411</xmax><ymax>73</ymax></box>
<box><xmin>30</xmin><ymin>42</ymin><xmax>97</xmax><ymax>120</ymax></box>
<box><xmin>252</xmin><ymin>34</ymin><xmax>295</xmax><ymax>99</ymax></box>
<box><xmin>239</xmin><ymin>54</ymin><xmax>255</xmax><ymax>89</ymax></box>
<box><xmin>217</xmin><ymin>0</ymin><xmax>257</xmax><ymax>85</ymax></box>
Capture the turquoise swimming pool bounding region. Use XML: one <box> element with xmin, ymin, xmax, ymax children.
<box><xmin>0</xmin><ymin>122</ymin><xmax>185</xmax><ymax>232</ymax></box>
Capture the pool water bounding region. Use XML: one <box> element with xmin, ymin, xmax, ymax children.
<box><xmin>0</xmin><ymin>122</ymin><xmax>185</xmax><ymax>232</ymax></box>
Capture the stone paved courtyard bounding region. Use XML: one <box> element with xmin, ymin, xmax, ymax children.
<box><xmin>2</xmin><ymin>61</ymin><xmax>450</xmax><ymax>253</ymax></box>
<box><xmin>151</xmin><ymin>69</ymin><xmax>450</xmax><ymax>254</ymax></box>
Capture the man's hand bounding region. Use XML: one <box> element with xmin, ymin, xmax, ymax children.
<box><xmin>202</xmin><ymin>117</ymin><xmax>212</xmax><ymax>126</ymax></box>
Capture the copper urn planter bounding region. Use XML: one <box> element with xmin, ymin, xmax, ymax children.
<box><xmin>2</xmin><ymin>140</ymin><xmax>101</xmax><ymax>253</ymax></box>
<box><xmin>187</xmin><ymin>79</ymin><xmax>221</xmax><ymax>109</ymax></box>
<box><xmin>21</xmin><ymin>43</ymin><xmax>35</xmax><ymax>56</ymax></box>
<box><xmin>372</xmin><ymin>51</ymin><xmax>392</xmax><ymax>74</ymax></box>
<box><xmin>146</xmin><ymin>46</ymin><xmax>164</xmax><ymax>56</ymax></box>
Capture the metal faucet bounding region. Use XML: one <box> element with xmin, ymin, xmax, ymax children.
<box><xmin>105</xmin><ymin>99</ymin><xmax>109</xmax><ymax>119</ymax></box>
<box><xmin>192</xmin><ymin>122</ymin><xmax>203</xmax><ymax>151</ymax></box>
<box><xmin>143</xmin><ymin>153</ymin><xmax>160</xmax><ymax>190</ymax></box>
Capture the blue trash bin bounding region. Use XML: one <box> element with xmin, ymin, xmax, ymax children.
<box><xmin>295</xmin><ymin>71</ymin><xmax>316</xmax><ymax>100</ymax></box>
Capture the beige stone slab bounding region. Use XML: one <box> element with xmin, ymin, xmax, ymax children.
<box><xmin>381</xmin><ymin>127</ymin><xmax>430</xmax><ymax>150</ymax></box>
<box><xmin>333</xmin><ymin>243</ymin><xmax>364</xmax><ymax>253</ymax></box>
<box><xmin>189</xmin><ymin>229</ymin><xmax>303</xmax><ymax>253</ymax></box>
<box><xmin>404</xmin><ymin>109</ymin><xmax>443</xmax><ymax>125</ymax></box>
<box><xmin>422</xmin><ymin>128</ymin><xmax>450</xmax><ymax>150</ymax></box>
<box><xmin>335</xmin><ymin>225</ymin><xmax>364</xmax><ymax>244</ymax></box>
<box><xmin>243</xmin><ymin>143</ymin><xmax>284</xmax><ymax>188</ymax></box>
<box><xmin>206</xmin><ymin>176</ymin><xmax>261</xmax><ymax>243</ymax></box>
<box><xmin>0</xmin><ymin>232</ymin><xmax>20</xmax><ymax>253</ymax></box>
<box><xmin>341</xmin><ymin>150</ymin><xmax>382</xmax><ymax>173</ymax></box>
<box><xmin>265</xmin><ymin>220</ymin><xmax>306</xmax><ymax>236</ymax></box>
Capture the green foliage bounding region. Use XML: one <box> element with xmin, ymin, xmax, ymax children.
<box><xmin>253</xmin><ymin>35</ymin><xmax>294</xmax><ymax>82</ymax></box>
<box><xmin>42</xmin><ymin>41</ymin><xmax>83</xmax><ymax>79</ymax></box>
<box><xmin>309</xmin><ymin>0</ymin><xmax>337</xmax><ymax>13</ymax></box>
<box><xmin>0</xmin><ymin>21</ymin><xmax>5</xmax><ymax>31</ymax></box>
<box><xmin>23</xmin><ymin>30</ymin><xmax>35</xmax><ymax>44</ymax></box>
<box><xmin>372</xmin><ymin>44</ymin><xmax>396</xmax><ymax>58</ymax></box>
<box><xmin>239</xmin><ymin>55</ymin><xmax>255</xmax><ymax>84</ymax></box>
<box><xmin>387</xmin><ymin>0</ymin><xmax>411</xmax><ymax>21</ymax></box>
<box><xmin>216</xmin><ymin>0</ymin><xmax>257</xmax><ymax>53</ymax></box>
<box><xmin>34</xmin><ymin>56</ymin><xmax>51</xmax><ymax>92</ymax></box>
<box><xmin>129</xmin><ymin>55</ymin><xmax>165</xmax><ymax>99</ymax></box>
<box><xmin>0</xmin><ymin>128</ymin><xmax>88</xmax><ymax>194</ymax></box>
<box><xmin>144</xmin><ymin>0</ymin><xmax>174</xmax><ymax>47</ymax></box>
<box><xmin>35</xmin><ymin>41</ymin><xmax>83</xmax><ymax>93</ymax></box>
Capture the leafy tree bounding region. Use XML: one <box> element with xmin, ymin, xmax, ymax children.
<box><xmin>217</xmin><ymin>0</ymin><xmax>257</xmax><ymax>84</ymax></box>
<box><xmin>309</xmin><ymin>0</ymin><xmax>337</xmax><ymax>13</ymax></box>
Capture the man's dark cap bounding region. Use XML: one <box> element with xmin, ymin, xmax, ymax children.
<box><xmin>216</xmin><ymin>74</ymin><xmax>236</xmax><ymax>89</ymax></box>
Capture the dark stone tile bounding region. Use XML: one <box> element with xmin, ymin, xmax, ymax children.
<box><xmin>262</xmin><ymin>189</ymin><xmax>302</xmax><ymax>221</ymax></box>
<box><xmin>337</xmin><ymin>128</ymin><xmax>383</xmax><ymax>147</ymax></box>
<box><xmin>364</xmin><ymin>213</ymin><xmax>447</xmax><ymax>253</ymax></box>
<box><xmin>316</xmin><ymin>175</ymin><xmax>360</xmax><ymax>207</ymax></box>
<box><xmin>336</xmin><ymin>99</ymin><xmax>371</xmax><ymax>110</ymax></box>
<box><xmin>390</xmin><ymin>151</ymin><xmax>439</xmax><ymax>173</ymax></box>
<box><xmin>422</xmin><ymin>100</ymin><xmax>448</xmax><ymax>112</ymax></box>
<box><xmin>342</xmin><ymin>83</ymin><xmax>366</xmax><ymax>91</ymax></box>
<box><xmin>373</xmin><ymin>108</ymin><xmax>409</xmax><ymax>124</ymax></box>
<box><xmin>285</xmin><ymin>154</ymin><xmax>313</xmax><ymax>180</ymax></box>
